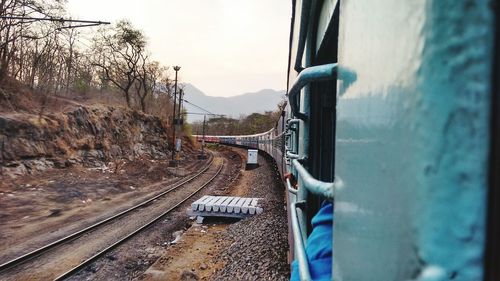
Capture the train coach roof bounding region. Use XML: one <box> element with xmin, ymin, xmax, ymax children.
<box><xmin>193</xmin><ymin>128</ymin><xmax>275</xmax><ymax>139</ymax></box>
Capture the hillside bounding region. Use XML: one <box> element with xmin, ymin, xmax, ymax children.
<box><xmin>0</xmin><ymin>81</ymin><xmax>197</xmax><ymax>181</ymax></box>
<box><xmin>182</xmin><ymin>84</ymin><xmax>285</xmax><ymax>122</ymax></box>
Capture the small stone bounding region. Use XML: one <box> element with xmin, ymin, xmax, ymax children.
<box><xmin>199</xmin><ymin>263</ymin><xmax>208</xmax><ymax>270</ymax></box>
<box><xmin>48</xmin><ymin>209</ymin><xmax>62</xmax><ymax>217</ymax></box>
<box><xmin>85</xmin><ymin>264</ymin><xmax>98</xmax><ymax>273</ymax></box>
<box><xmin>180</xmin><ymin>270</ymin><xmax>199</xmax><ymax>281</ymax></box>
<box><xmin>124</xmin><ymin>264</ymin><xmax>134</xmax><ymax>270</ymax></box>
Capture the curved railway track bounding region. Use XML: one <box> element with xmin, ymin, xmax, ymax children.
<box><xmin>0</xmin><ymin>154</ymin><xmax>225</xmax><ymax>281</ymax></box>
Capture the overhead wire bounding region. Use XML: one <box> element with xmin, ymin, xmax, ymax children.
<box><xmin>183</xmin><ymin>99</ymin><xmax>222</xmax><ymax>116</ymax></box>
<box><xmin>0</xmin><ymin>16</ymin><xmax>110</xmax><ymax>28</ymax></box>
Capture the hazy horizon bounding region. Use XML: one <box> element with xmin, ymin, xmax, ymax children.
<box><xmin>182</xmin><ymin>82</ymin><xmax>285</xmax><ymax>98</ymax></box>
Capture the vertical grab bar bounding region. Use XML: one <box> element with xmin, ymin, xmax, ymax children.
<box><xmin>285</xmin><ymin>118</ymin><xmax>301</xmax><ymax>159</ymax></box>
<box><xmin>291</xmin><ymin>201</ymin><xmax>312</xmax><ymax>281</ymax></box>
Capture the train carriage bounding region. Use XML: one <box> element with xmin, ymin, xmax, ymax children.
<box><xmin>194</xmin><ymin>0</ymin><xmax>500</xmax><ymax>280</ymax></box>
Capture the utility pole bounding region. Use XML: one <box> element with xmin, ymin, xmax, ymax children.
<box><xmin>201</xmin><ymin>114</ymin><xmax>206</xmax><ymax>159</ymax></box>
<box><xmin>175</xmin><ymin>71</ymin><xmax>183</xmax><ymax>160</ymax></box>
<box><xmin>176</xmin><ymin>88</ymin><xmax>185</xmax><ymax>157</ymax></box>
<box><xmin>170</xmin><ymin>66</ymin><xmax>181</xmax><ymax>166</ymax></box>
<box><xmin>177</xmin><ymin>88</ymin><xmax>184</xmax><ymax>121</ymax></box>
<box><xmin>182</xmin><ymin>99</ymin><xmax>223</xmax><ymax>160</ymax></box>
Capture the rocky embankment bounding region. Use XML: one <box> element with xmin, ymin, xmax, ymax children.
<box><xmin>0</xmin><ymin>106</ymin><xmax>173</xmax><ymax>177</ymax></box>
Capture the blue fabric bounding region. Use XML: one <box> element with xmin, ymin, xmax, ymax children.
<box><xmin>290</xmin><ymin>202</ymin><xmax>333</xmax><ymax>281</ymax></box>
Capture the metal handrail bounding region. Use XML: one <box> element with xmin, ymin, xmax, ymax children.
<box><xmin>287</xmin><ymin>118</ymin><xmax>301</xmax><ymax>131</ymax></box>
<box><xmin>291</xmin><ymin>201</ymin><xmax>312</xmax><ymax>281</ymax></box>
<box><xmin>288</xmin><ymin>63</ymin><xmax>337</xmax><ymax>120</ymax></box>
<box><xmin>292</xmin><ymin>159</ymin><xmax>335</xmax><ymax>200</ymax></box>
<box><xmin>286</xmin><ymin>177</ymin><xmax>298</xmax><ymax>195</ymax></box>
<box><xmin>285</xmin><ymin>118</ymin><xmax>301</xmax><ymax>159</ymax></box>
<box><xmin>286</xmin><ymin>150</ymin><xmax>301</xmax><ymax>159</ymax></box>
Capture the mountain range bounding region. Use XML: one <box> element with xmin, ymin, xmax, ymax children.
<box><xmin>181</xmin><ymin>83</ymin><xmax>286</xmax><ymax>122</ymax></box>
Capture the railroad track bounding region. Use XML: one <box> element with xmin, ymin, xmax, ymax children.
<box><xmin>0</xmin><ymin>155</ymin><xmax>224</xmax><ymax>281</ymax></box>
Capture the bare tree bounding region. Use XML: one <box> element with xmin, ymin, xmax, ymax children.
<box><xmin>135</xmin><ymin>53</ymin><xmax>165</xmax><ymax>112</ymax></box>
<box><xmin>0</xmin><ymin>2</ymin><xmax>175</xmax><ymax>121</ymax></box>
<box><xmin>93</xmin><ymin>20</ymin><xmax>145</xmax><ymax>108</ymax></box>
<box><xmin>0</xmin><ymin>0</ymin><xmax>64</xmax><ymax>81</ymax></box>
<box><xmin>63</xmin><ymin>28</ymin><xmax>77</xmax><ymax>95</ymax></box>
<box><xmin>145</xmin><ymin>70</ymin><xmax>173</xmax><ymax>119</ymax></box>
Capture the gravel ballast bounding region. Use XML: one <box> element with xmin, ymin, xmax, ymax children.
<box><xmin>210</xmin><ymin>151</ymin><xmax>290</xmax><ymax>280</ymax></box>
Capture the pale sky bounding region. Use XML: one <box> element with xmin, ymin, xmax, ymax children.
<box><xmin>66</xmin><ymin>0</ymin><xmax>291</xmax><ymax>97</ymax></box>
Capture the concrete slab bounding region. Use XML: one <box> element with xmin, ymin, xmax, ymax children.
<box><xmin>189</xmin><ymin>195</ymin><xmax>263</xmax><ymax>222</ymax></box>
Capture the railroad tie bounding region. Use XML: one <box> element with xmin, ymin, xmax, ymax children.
<box><xmin>189</xmin><ymin>195</ymin><xmax>263</xmax><ymax>223</ymax></box>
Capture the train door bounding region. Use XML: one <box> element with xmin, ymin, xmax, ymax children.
<box><xmin>485</xmin><ymin>2</ymin><xmax>500</xmax><ymax>280</ymax></box>
<box><xmin>306</xmin><ymin>0</ymin><xmax>340</xmax><ymax>230</ymax></box>
<box><xmin>284</xmin><ymin>0</ymin><xmax>340</xmax><ymax>280</ymax></box>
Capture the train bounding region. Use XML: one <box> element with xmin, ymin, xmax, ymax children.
<box><xmin>194</xmin><ymin>130</ymin><xmax>283</xmax><ymax>172</ymax></box>
<box><xmin>196</xmin><ymin>0</ymin><xmax>499</xmax><ymax>280</ymax></box>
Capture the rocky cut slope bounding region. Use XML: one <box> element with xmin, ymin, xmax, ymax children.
<box><xmin>0</xmin><ymin>106</ymin><xmax>172</xmax><ymax>177</ymax></box>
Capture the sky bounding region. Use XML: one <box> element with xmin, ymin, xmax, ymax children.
<box><xmin>66</xmin><ymin>0</ymin><xmax>291</xmax><ymax>97</ymax></box>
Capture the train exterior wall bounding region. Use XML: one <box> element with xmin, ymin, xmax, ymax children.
<box><xmin>333</xmin><ymin>1</ymin><xmax>494</xmax><ymax>280</ymax></box>
<box><xmin>192</xmin><ymin>1</ymin><xmax>496</xmax><ymax>279</ymax></box>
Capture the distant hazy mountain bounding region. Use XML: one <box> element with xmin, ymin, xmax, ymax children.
<box><xmin>182</xmin><ymin>83</ymin><xmax>286</xmax><ymax>122</ymax></box>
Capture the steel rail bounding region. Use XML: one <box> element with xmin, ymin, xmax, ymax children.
<box><xmin>55</xmin><ymin>162</ymin><xmax>225</xmax><ymax>281</ymax></box>
<box><xmin>0</xmin><ymin>154</ymin><xmax>215</xmax><ymax>272</ymax></box>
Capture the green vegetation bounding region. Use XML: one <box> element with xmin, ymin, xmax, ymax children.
<box><xmin>191</xmin><ymin>110</ymin><xmax>282</xmax><ymax>136</ymax></box>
